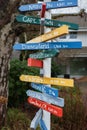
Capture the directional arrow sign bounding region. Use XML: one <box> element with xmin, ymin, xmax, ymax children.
<box><xmin>26</xmin><ymin>90</ymin><xmax>64</xmax><ymax>107</ymax></box>
<box><xmin>30</xmin><ymin>109</ymin><xmax>42</xmax><ymax>129</ymax></box>
<box><xmin>20</xmin><ymin>75</ymin><xmax>74</xmax><ymax>87</ymax></box>
<box><xmin>27</xmin><ymin>25</ymin><xmax>68</xmax><ymax>43</ymax></box>
<box><xmin>31</xmin><ymin>83</ymin><xmax>58</xmax><ymax>97</ymax></box>
<box><xmin>39</xmin><ymin>118</ymin><xmax>48</xmax><ymax>130</ymax></box>
<box><xmin>28</xmin><ymin>58</ymin><xmax>43</xmax><ymax>68</ymax></box>
<box><xmin>13</xmin><ymin>41</ymin><xmax>82</xmax><ymax>51</ymax></box>
<box><xmin>28</xmin><ymin>97</ymin><xmax>63</xmax><ymax>117</ymax></box>
<box><xmin>19</xmin><ymin>1</ymin><xmax>78</xmax><ymax>12</ymax></box>
<box><xmin>16</xmin><ymin>15</ymin><xmax>79</xmax><ymax>30</ymax></box>
<box><xmin>29</xmin><ymin>49</ymin><xmax>59</xmax><ymax>59</ymax></box>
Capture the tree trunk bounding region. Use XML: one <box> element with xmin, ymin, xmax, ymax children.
<box><xmin>0</xmin><ymin>23</ymin><xmax>16</xmax><ymax>129</ymax></box>
<box><xmin>0</xmin><ymin>0</ymin><xmax>37</xmax><ymax>128</ymax></box>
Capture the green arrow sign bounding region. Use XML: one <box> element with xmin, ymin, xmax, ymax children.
<box><xmin>16</xmin><ymin>15</ymin><xmax>79</xmax><ymax>30</ymax></box>
<box><xmin>29</xmin><ymin>49</ymin><xmax>59</xmax><ymax>59</ymax></box>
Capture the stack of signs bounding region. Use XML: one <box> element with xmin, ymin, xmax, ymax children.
<box><xmin>13</xmin><ymin>0</ymin><xmax>82</xmax><ymax>129</ymax></box>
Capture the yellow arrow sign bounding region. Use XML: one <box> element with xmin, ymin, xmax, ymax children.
<box><xmin>27</xmin><ymin>25</ymin><xmax>68</xmax><ymax>43</ymax></box>
<box><xmin>20</xmin><ymin>75</ymin><xmax>74</xmax><ymax>87</ymax></box>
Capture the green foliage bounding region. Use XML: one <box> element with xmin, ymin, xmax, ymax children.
<box><xmin>8</xmin><ymin>59</ymin><xmax>39</xmax><ymax>107</ymax></box>
<box><xmin>8</xmin><ymin>59</ymin><xmax>61</xmax><ymax>107</ymax></box>
<box><xmin>1</xmin><ymin>108</ymin><xmax>31</xmax><ymax>130</ymax></box>
<box><xmin>52</xmin><ymin>86</ymin><xmax>87</xmax><ymax>130</ymax></box>
<box><xmin>51</xmin><ymin>61</ymin><xmax>61</xmax><ymax>77</ymax></box>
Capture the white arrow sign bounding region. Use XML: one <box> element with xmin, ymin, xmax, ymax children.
<box><xmin>30</xmin><ymin>109</ymin><xmax>42</xmax><ymax>129</ymax></box>
<box><xmin>26</xmin><ymin>90</ymin><xmax>64</xmax><ymax>107</ymax></box>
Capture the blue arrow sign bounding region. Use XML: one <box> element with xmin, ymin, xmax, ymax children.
<box><xmin>39</xmin><ymin>118</ymin><xmax>48</xmax><ymax>130</ymax></box>
<box><xmin>19</xmin><ymin>1</ymin><xmax>78</xmax><ymax>12</ymax></box>
<box><xmin>30</xmin><ymin>109</ymin><xmax>42</xmax><ymax>129</ymax></box>
<box><xmin>26</xmin><ymin>90</ymin><xmax>64</xmax><ymax>107</ymax></box>
<box><xmin>31</xmin><ymin>83</ymin><xmax>58</xmax><ymax>97</ymax></box>
<box><xmin>13</xmin><ymin>41</ymin><xmax>82</xmax><ymax>50</ymax></box>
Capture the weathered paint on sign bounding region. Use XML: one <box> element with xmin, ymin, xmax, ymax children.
<box><xmin>20</xmin><ymin>75</ymin><xmax>74</xmax><ymax>87</ymax></box>
<box><xmin>31</xmin><ymin>83</ymin><xmax>58</xmax><ymax>97</ymax></box>
<box><xmin>29</xmin><ymin>49</ymin><xmax>59</xmax><ymax>59</ymax></box>
<box><xmin>13</xmin><ymin>41</ymin><xmax>82</xmax><ymax>50</ymax></box>
<box><xmin>16</xmin><ymin>15</ymin><xmax>79</xmax><ymax>30</ymax></box>
<box><xmin>19</xmin><ymin>1</ymin><xmax>78</xmax><ymax>12</ymax></box>
<box><xmin>26</xmin><ymin>90</ymin><xmax>64</xmax><ymax>107</ymax></box>
<box><xmin>28</xmin><ymin>97</ymin><xmax>63</xmax><ymax>117</ymax></box>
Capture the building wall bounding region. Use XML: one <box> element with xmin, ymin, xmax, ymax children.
<box><xmin>55</xmin><ymin>30</ymin><xmax>87</xmax><ymax>47</ymax></box>
<box><xmin>51</xmin><ymin>0</ymin><xmax>87</xmax><ymax>16</ymax></box>
<box><xmin>77</xmin><ymin>31</ymin><xmax>87</xmax><ymax>47</ymax></box>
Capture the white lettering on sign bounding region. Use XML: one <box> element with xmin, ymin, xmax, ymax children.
<box><xmin>45</xmin><ymin>20</ymin><xmax>54</xmax><ymax>26</ymax></box>
<box><xmin>23</xmin><ymin>16</ymin><xmax>37</xmax><ymax>24</ymax></box>
<box><xmin>57</xmin><ymin>2</ymin><xmax>65</xmax><ymax>7</ymax></box>
<box><xmin>63</xmin><ymin>45</ymin><xmax>68</xmax><ymax>48</ymax></box>
<box><xmin>42</xmin><ymin>104</ymin><xmax>47</xmax><ymax>109</ymax></box>
<box><xmin>53</xmin><ymin>31</ymin><xmax>59</xmax><ymax>36</ymax></box>
<box><xmin>42</xmin><ymin>86</ymin><xmax>46</xmax><ymax>93</ymax></box>
<box><xmin>20</xmin><ymin>75</ymin><xmax>74</xmax><ymax>87</ymax></box>
<box><xmin>47</xmin><ymin>3</ymin><xmax>53</xmax><ymax>8</ymax></box>
<box><xmin>54</xmin><ymin>44</ymin><xmax>62</xmax><ymax>49</ymax></box>
<box><xmin>22</xmin><ymin>43</ymin><xmax>50</xmax><ymax>50</ymax></box>
<box><xmin>26</xmin><ymin>90</ymin><xmax>64</xmax><ymax>107</ymax></box>
<box><xmin>67</xmin><ymin>2</ymin><xmax>73</xmax><ymax>5</ymax></box>
<box><xmin>28</xmin><ymin>97</ymin><xmax>63</xmax><ymax>117</ymax></box>
<box><xmin>31</xmin><ymin>83</ymin><xmax>58</xmax><ymax>97</ymax></box>
<box><xmin>28</xmin><ymin>4</ymin><xmax>41</xmax><ymax>11</ymax></box>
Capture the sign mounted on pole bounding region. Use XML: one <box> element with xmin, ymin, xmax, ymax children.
<box><xmin>19</xmin><ymin>1</ymin><xmax>78</xmax><ymax>12</ymax></box>
<box><xmin>31</xmin><ymin>83</ymin><xmax>58</xmax><ymax>97</ymax></box>
<box><xmin>29</xmin><ymin>49</ymin><xmax>59</xmax><ymax>59</ymax></box>
<box><xmin>20</xmin><ymin>74</ymin><xmax>74</xmax><ymax>87</ymax></box>
<box><xmin>28</xmin><ymin>58</ymin><xmax>43</xmax><ymax>68</ymax></box>
<box><xmin>30</xmin><ymin>109</ymin><xmax>42</xmax><ymax>129</ymax></box>
<box><xmin>28</xmin><ymin>97</ymin><xmax>63</xmax><ymax>117</ymax></box>
<box><xmin>13</xmin><ymin>41</ymin><xmax>82</xmax><ymax>51</ymax></box>
<box><xmin>26</xmin><ymin>90</ymin><xmax>64</xmax><ymax>107</ymax></box>
<box><xmin>27</xmin><ymin>25</ymin><xmax>68</xmax><ymax>43</ymax></box>
<box><xmin>16</xmin><ymin>15</ymin><xmax>79</xmax><ymax>30</ymax></box>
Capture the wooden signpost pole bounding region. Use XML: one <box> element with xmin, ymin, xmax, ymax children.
<box><xmin>40</xmin><ymin>2</ymin><xmax>46</xmax><ymax>77</ymax></box>
<box><xmin>42</xmin><ymin>0</ymin><xmax>51</xmax><ymax>129</ymax></box>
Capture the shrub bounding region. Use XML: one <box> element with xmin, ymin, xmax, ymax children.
<box><xmin>8</xmin><ymin>59</ymin><xmax>39</xmax><ymax>107</ymax></box>
<box><xmin>52</xmin><ymin>86</ymin><xmax>87</xmax><ymax>130</ymax></box>
<box><xmin>51</xmin><ymin>61</ymin><xmax>61</xmax><ymax>77</ymax></box>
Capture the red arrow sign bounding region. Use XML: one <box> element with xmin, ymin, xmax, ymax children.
<box><xmin>28</xmin><ymin>97</ymin><xmax>63</xmax><ymax>117</ymax></box>
<box><xmin>28</xmin><ymin>58</ymin><xmax>43</xmax><ymax>68</ymax></box>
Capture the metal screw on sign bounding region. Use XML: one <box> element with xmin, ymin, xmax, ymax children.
<box><xmin>40</xmin><ymin>2</ymin><xmax>46</xmax><ymax>77</ymax></box>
